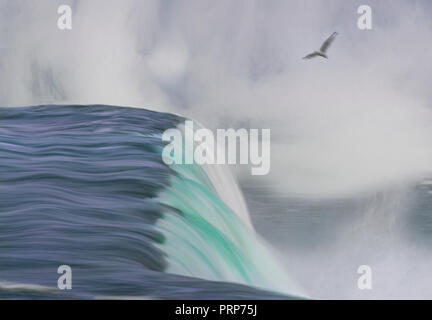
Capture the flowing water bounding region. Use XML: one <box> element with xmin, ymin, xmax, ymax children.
<box><xmin>0</xmin><ymin>105</ymin><xmax>302</xmax><ymax>299</ymax></box>
<box><xmin>1</xmin><ymin>105</ymin><xmax>431</xmax><ymax>299</ymax></box>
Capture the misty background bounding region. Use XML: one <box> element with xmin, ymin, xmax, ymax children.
<box><xmin>1</xmin><ymin>0</ymin><xmax>432</xmax><ymax>298</ymax></box>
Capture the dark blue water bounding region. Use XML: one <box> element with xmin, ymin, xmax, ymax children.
<box><xmin>0</xmin><ymin>105</ymin><xmax>294</xmax><ymax>299</ymax></box>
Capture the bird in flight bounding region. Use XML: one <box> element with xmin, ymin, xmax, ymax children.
<box><xmin>303</xmin><ymin>32</ymin><xmax>338</xmax><ymax>60</ymax></box>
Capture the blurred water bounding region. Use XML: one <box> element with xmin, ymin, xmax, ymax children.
<box><xmin>3</xmin><ymin>105</ymin><xmax>429</xmax><ymax>299</ymax></box>
<box><xmin>243</xmin><ymin>177</ymin><xmax>432</xmax><ymax>299</ymax></box>
<box><xmin>0</xmin><ymin>105</ymin><xmax>297</xmax><ymax>299</ymax></box>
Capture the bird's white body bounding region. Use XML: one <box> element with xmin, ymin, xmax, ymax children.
<box><xmin>303</xmin><ymin>32</ymin><xmax>337</xmax><ymax>60</ymax></box>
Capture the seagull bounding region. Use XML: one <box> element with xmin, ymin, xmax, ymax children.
<box><xmin>303</xmin><ymin>32</ymin><xmax>338</xmax><ymax>60</ymax></box>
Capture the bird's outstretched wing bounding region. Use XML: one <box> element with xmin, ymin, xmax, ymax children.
<box><xmin>302</xmin><ymin>52</ymin><xmax>318</xmax><ymax>60</ymax></box>
<box><xmin>320</xmin><ymin>32</ymin><xmax>338</xmax><ymax>53</ymax></box>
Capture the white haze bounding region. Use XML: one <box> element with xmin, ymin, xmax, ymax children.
<box><xmin>2</xmin><ymin>0</ymin><xmax>432</xmax><ymax>299</ymax></box>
